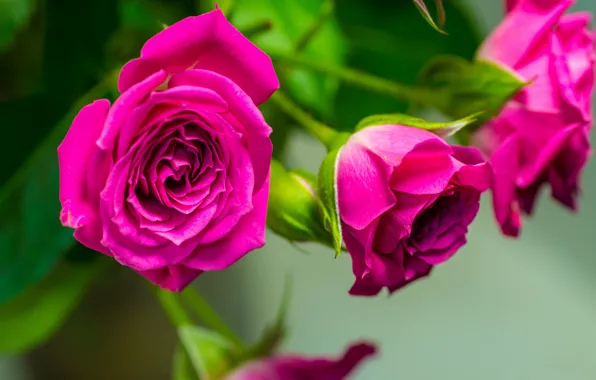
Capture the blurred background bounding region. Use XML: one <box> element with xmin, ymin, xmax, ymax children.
<box><xmin>1</xmin><ymin>0</ymin><xmax>596</xmax><ymax>379</ymax></box>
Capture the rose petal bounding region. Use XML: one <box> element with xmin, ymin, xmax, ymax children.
<box><xmin>182</xmin><ymin>174</ymin><xmax>269</xmax><ymax>271</ymax></box>
<box><xmin>137</xmin><ymin>264</ymin><xmax>203</xmax><ymax>292</ymax></box>
<box><xmin>337</xmin><ymin>141</ymin><xmax>396</xmax><ymax>230</ymax></box>
<box><xmin>170</xmin><ymin>69</ymin><xmax>272</xmax><ymax>191</ymax></box>
<box><xmin>121</xmin><ymin>8</ymin><xmax>279</xmax><ymax>105</ymax></box>
<box><xmin>59</xmin><ymin>99</ymin><xmax>110</xmax><ymax>229</ymax></box>
<box><xmin>478</xmin><ymin>0</ymin><xmax>572</xmax><ymax>68</ymax></box>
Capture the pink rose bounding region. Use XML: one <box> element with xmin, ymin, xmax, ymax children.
<box><xmin>58</xmin><ymin>9</ymin><xmax>279</xmax><ymax>291</ymax></box>
<box><xmin>337</xmin><ymin>126</ymin><xmax>491</xmax><ymax>296</ymax></box>
<box><xmin>225</xmin><ymin>342</ymin><xmax>376</xmax><ymax>380</ymax></box>
<box><xmin>473</xmin><ymin>0</ymin><xmax>594</xmax><ymax>236</ymax></box>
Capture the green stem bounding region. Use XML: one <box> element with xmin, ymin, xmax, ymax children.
<box><xmin>155</xmin><ymin>289</ymin><xmax>193</xmax><ymax>327</ymax></box>
<box><xmin>270</xmin><ymin>91</ymin><xmax>338</xmax><ymax>150</ymax></box>
<box><xmin>181</xmin><ymin>287</ymin><xmax>245</xmax><ymax>349</ymax></box>
<box><xmin>294</xmin><ymin>0</ymin><xmax>334</xmax><ymax>53</ymax></box>
<box><xmin>240</xmin><ymin>19</ymin><xmax>272</xmax><ymax>40</ymax></box>
<box><xmin>269</xmin><ymin>51</ymin><xmax>437</xmax><ymax>105</ymax></box>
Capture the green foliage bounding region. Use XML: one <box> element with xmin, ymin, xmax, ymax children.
<box><xmin>418</xmin><ymin>56</ymin><xmax>527</xmax><ymax>142</ymax></box>
<box><xmin>232</xmin><ymin>0</ymin><xmax>348</xmax><ymax>117</ymax></box>
<box><xmin>173</xmin><ymin>344</ymin><xmax>200</xmax><ymax>380</ymax></box>
<box><xmin>0</xmin><ymin>258</ymin><xmax>105</xmax><ymax>353</ymax></box>
<box><xmin>334</xmin><ymin>0</ymin><xmax>481</xmax><ymax>130</ymax></box>
<box><xmin>0</xmin><ymin>0</ymin><xmax>35</xmax><ymax>51</ymax></box>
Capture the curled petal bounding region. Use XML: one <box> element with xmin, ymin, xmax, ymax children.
<box><xmin>138</xmin><ymin>264</ymin><xmax>203</xmax><ymax>292</ymax></box>
<box><xmin>119</xmin><ymin>8</ymin><xmax>279</xmax><ymax>105</ymax></box>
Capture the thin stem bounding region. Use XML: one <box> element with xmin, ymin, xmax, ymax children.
<box><xmin>294</xmin><ymin>0</ymin><xmax>334</xmax><ymax>53</ymax></box>
<box><xmin>270</xmin><ymin>91</ymin><xmax>338</xmax><ymax>150</ymax></box>
<box><xmin>240</xmin><ymin>19</ymin><xmax>272</xmax><ymax>40</ymax></box>
<box><xmin>181</xmin><ymin>287</ymin><xmax>245</xmax><ymax>349</ymax></box>
<box><xmin>155</xmin><ymin>289</ymin><xmax>193</xmax><ymax>327</ymax></box>
<box><xmin>269</xmin><ymin>51</ymin><xmax>438</xmax><ymax>106</ymax></box>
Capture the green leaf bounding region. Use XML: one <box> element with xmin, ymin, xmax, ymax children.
<box><xmin>0</xmin><ymin>0</ymin><xmax>35</xmax><ymax>51</ymax></box>
<box><xmin>232</xmin><ymin>0</ymin><xmax>347</xmax><ymax>117</ymax></box>
<box><xmin>0</xmin><ymin>74</ymin><xmax>116</xmax><ymax>304</ymax></box>
<box><xmin>0</xmin><ymin>258</ymin><xmax>105</xmax><ymax>354</ymax></box>
<box><xmin>173</xmin><ymin>344</ymin><xmax>199</xmax><ymax>380</ymax></box>
<box><xmin>178</xmin><ymin>326</ymin><xmax>240</xmax><ymax>380</ymax></box>
<box><xmin>316</xmin><ymin>133</ymin><xmax>350</xmax><ymax>257</ymax></box>
<box><xmin>355</xmin><ymin>111</ymin><xmax>484</xmax><ymax>139</ymax></box>
<box><xmin>334</xmin><ymin>0</ymin><xmax>481</xmax><ymax>130</ymax></box>
<box><xmin>413</xmin><ymin>0</ymin><xmax>446</xmax><ymax>34</ymax></box>
<box><xmin>418</xmin><ymin>56</ymin><xmax>527</xmax><ymax>142</ymax></box>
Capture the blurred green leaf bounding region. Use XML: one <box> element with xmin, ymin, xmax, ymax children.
<box><xmin>0</xmin><ymin>258</ymin><xmax>105</xmax><ymax>353</ymax></box>
<box><xmin>178</xmin><ymin>325</ymin><xmax>240</xmax><ymax>379</ymax></box>
<box><xmin>334</xmin><ymin>0</ymin><xmax>481</xmax><ymax>130</ymax></box>
<box><xmin>0</xmin><ymin>73</ymin><xmax>115</xmax><ymax>304</ymax></box>
<box><xmin>418</xmin><ymin>56</ymin><xmax>527</xmax><ymax>142</ymax></box>
<box><xmin>232</xmin><ymin>0</ymin><xmax>348</xmax><ymax>117</ymax></box>
<box><xmin>173</xmin><ymin>344</ymin><xmax>200</xmax><ymax>380</ymax></box>
<box><xmin>42</xmin><ymin>0</ymin><xmax>118</xmax><ymax>103</ymax></box>
<box><xmin>0</xmin><ymin>0</ymin><xmax>35</xmax><ymax>51</ymax></box>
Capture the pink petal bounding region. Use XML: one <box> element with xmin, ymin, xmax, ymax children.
<box><xmin>169</xmin><ymin>69</ymin><xmax>272</xmax><ymax>191</ymax></box>
<box><xmin>478</xmin><ymin>0</ymin><xmax>572</xmax><ymax>68</ymax></box>
<box><xmin>182</xmin><ymin>174</ymin><xmax>269</xmax><ymax>271</ymax></box>
<box><xmin>122</xmin><ymin>8</ymin><xmax>279</xmax><ymax>105</ymax></box>
<box><xmin>58</xmin><ymin>99</ymin><xmax>110</xmax><ymax>230</ymax></box>
<box><xmin>337</xmin><ymin>141</ymin><xmax>395</xmax><ymax>230</ymax></box>
<box><xmin>490</xmin><ymin>134</ymin><xmax>523</xmax><ymax>237</ymax></box>
<box><xmin>138</xmin><ymin>264</ymin><xmax>203</xmax><ymax>292</ymax></box>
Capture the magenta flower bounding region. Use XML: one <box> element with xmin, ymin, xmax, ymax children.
<box><xmin>225</xmin><ymin>342</ymin><xmax>376</xmax><ymax>380</ymax></box>
<box><xmin>58</xmin><ymin>8</ymin><xmax>279</xmax><ymax>291</ymax></box>
<box><xmin>337</xmin><ymin>126</ymin><xmax>491</xmax><ymax>296</ymax></box>
<box><xmin>473</xmin><ymin>0</ymin><xmax>594</xmax><ymax>236</ymax></box>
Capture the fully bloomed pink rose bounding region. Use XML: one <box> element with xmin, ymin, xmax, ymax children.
<box><xmin>225</xmin><ymin>342</ymin><xmax>376</xmax><ymax>380</ymax></box>
<box><xmin>473</xmin><ymin>0</ymin><xmax>594</xmax><ymax>236</ymax></box>
<box><xmin>58</xmin><ymin>8</ymin><xmax>279</xmax><ymax>291</ymax></box>
<box><xmin>337</xmin><ymin>126</ymin><xmax>491</xmax><ymax>296</ymax></box>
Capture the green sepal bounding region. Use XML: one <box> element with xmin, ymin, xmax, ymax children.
<box><xmin>268</xmin><ymin>160</ymin><xmax>332</xmax><ymax>246</ymax></box>
<box><xmin>355</xmin><ymin>111</ymin><xmax>484</xmax><ymax>139</ymax></box>
<box><xmin>316</xmin><ymin>133</ymin><xmax>351</xmax><ymax>257</ymax></box>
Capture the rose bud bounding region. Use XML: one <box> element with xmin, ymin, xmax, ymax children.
<box><xmin>472</xmin><ymin>0</ymin><xmax>594</xmax><ymax>236</ymax></box>
<box><xmin>335</xmin><ymin>125</ymin><xmax>491</xmax><ymax>296</ymax></box>
<box><xmin>58</xmin><ymin>8</ymin><xmax>279</xmax><ymax>291</ymax></box>
<box><xmin>268</xmin><ymin>160</ymin><xmax>332</xmax><ymax>245</ymax></box>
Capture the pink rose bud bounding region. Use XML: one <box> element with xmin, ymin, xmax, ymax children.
<box><xmin>57</xmin><ymin>8</ymin><xmax>279</xmax><ymax>291</ymax></box>
<box><xmin>336</xmin><ymin>126</ymin><xmax>491</xmax><ymax>296</ymax></box>
<box><xmin>225</xmin><ymin>342</ymin><xmax>377</xmax><ymax>380</ymax></box>
<box><xmin>473</xmin><ymin>0</ymin><xmax>594</xmax><ymax>237</ymax></box>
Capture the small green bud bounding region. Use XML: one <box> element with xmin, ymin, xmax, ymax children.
<box><xmin>268</xmin><ymin>161</ymin><xmax>331</xmax><ymax>245</ymax></box>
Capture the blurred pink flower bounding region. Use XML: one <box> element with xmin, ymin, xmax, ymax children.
<box><xmin>474</xmin><ymin>0</ymin><xmax>594</xmax><ymax>237</ymax></box>
<box><xmin>225</xmin><ymin>342</ymin><xmax>377</xmax><ymax>380</ymax></box>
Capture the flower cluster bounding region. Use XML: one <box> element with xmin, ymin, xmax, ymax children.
<box><xmin>55</xmin><ymin>0</ymin><xmax>593</xmax><ymax>378</ymax></box>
